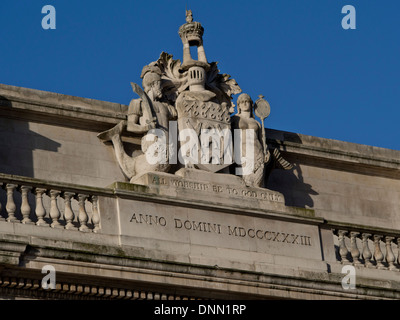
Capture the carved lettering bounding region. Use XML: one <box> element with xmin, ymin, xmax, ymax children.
<box><xmin>192</xmin><ymin>220</ymin><xmax>204</xmax><ymax>231</ymax></box>
<box><xmin>241</xmin><ymin>190</ymin><xmax>257</xmax><ymax>198</ymax></box>
<box><xmin>152</xmin><ymin>176</ymin><xmax>167</xmax><ymax>185</ymax></box>
<box><xmin>212</xmin><ymin>185</ymin><xmax>223</xmax><ymax>193</ymax></box>
<box><xmin>260</xmin><ymin>192</ymin><xmax>281</xmax><ymax>202</ymax></box>
<box><xmin>272</xmin><ymin>232</ymin><xmax>280</xmax><ymax>242</ymax></box>
<box><xmin>248</xmin><ymin>229</ymin><xmax>255</xmax><ymax>238</ymax></box>
<box><xmin>130</xmin><ymin>214</ymin><xmax>312</xmax><ymax>247</ymax></box>
<box><xmin>226</xmin><ymin>187</ymin><xmax>238</xmax><ymax>195</ymax></box>
<box><xmin>281</xmin><ymin>233</ymin><xmax>291</xmax><ymax>243</ymax></box>
<box><xmin>175</xmin><ymin>219</ymin><xmax>222</xmax><ymax>234</ymax></box>
<box><xmin>226</xmin><ymin>225</ymin><xmax>311</xmax><ymax>246</ymax></box>
<box><xmin>228</xmin><ymin>226</ymin><xmax>238</xmax><ymax>236</ymax></box>
<box><xmin>175</xmin><ymin>218</ymin><xmax>183</xmax><ymax>228</ymax></box>
<box><xmin>256</xmin><ymin>230</ymin><xmax>265</xmax><ymax>239</ymax></box>
<box><xmin>130</xmin><ymin>213</ymin><xmax>167</xmax><ymax>227</ymax></box>
<box><xmin>148</xmin><ymin>174</ymin><xmax>283</xmax><ymax>203</ymax></box>
<box><xmin>238</xmin><ymin>227</ymin><xmax>246</xmax><ymax>237</ymax></box>
<box><xmin>170</xmin><ymin>179</ymin><xmax>210</xmax><ymax>191</ymax></box>
<box><xmin>264</xmin><ymin>231</ymin><xmax>272</xmax><ymax>240</ymax></box>
<box><xmin>207</xmin><ymin>223</ymin><xmax>222</xmax><ymax>234</ymax></box>
<box><xmin>130</xmin><ymin>213</ymin><xmax>138</xmax><ymax>223</ymax></box>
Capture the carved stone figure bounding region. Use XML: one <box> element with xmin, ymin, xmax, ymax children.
<box><xmin>97</xmin><ymin>66</ymin><xmax>177</xmax><ymax>182</ymax></box>
<box><xmin>231</xmin><ymin>93</ymin><xmax>270</xmax><ymax>187</ymax></box>
<box><xmin>231</xmin><ymin>93</ymin><xmax>294</xmax><ymax>187</ymax></box>
<box><xmin>97</xmin><ymin>10</ymin><xmax>294</xmax><ymax>188</ymax></box>
<box><xmin>128</xmin><ymin>66</ymin><xmax>177</xmax><ymax>133</ymax></box>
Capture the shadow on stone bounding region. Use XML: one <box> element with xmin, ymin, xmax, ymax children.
<box><xmin>266</xmin><ymin>164</ymin><xmax>318</xmax><ymax>208</ymax></box>
<box><xmin>18</xmin><ymin>245</ymin><xmax>40</xmax><ymax>268</ymax></box>
<box><xmin>265</xmin><ymin>132</ymin><xmax>319</xmax><ymax>209</ymax></box>
<box><xmin>0</xmin><ymin>95</ymin><xmax>62</xmax><ymax>219</ymax></box>
<box><xmin>0</xmin><ymin>95</ymin><xmax>61</xmax><ymax>177</ymax></box>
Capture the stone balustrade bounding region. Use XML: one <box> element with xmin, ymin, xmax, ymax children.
<box><xmin>0</xmin><ymin>276</ymin><xmax>202</xmax><ymax>300</ymax></box>
<box><xmin>0</xmin><ymin>174</ymin><xmax>106</xmax><ymax>232</ymax></box>
<box><xmin>332</xmin><ymin>228</ymin><xmax>400</xmax><ymax>271</ymax></box>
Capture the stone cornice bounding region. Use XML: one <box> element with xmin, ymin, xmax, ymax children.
<box><xmin>267</xmin><ymin>128</ymin><xmax>400</xmax><ymax>171</ymax></box>
<box><xmin>2</xmin><ymin>173</ymin><xmax>400</xmax><ymax>299</ymax></box>
<box><xmin>0</xmin><ymin>83</ymin><xmax>127</xmax><ymax>131</ymax></box>
<box><xmin>0</xmin><ymin>235</ymin><xmax>398</xmax><ymax>300</ymax></box>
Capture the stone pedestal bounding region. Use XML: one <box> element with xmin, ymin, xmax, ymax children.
<box><xmin>113</xmin><ymin>169</ymin><xmax>326</xmax><ymax>277</ymax></box>
<box><xmin>129</xmin><ymin>169</ymin><xmax>292</xmax><ymax>213</ymax></box>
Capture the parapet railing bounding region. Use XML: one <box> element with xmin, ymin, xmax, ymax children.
<box><xmin>3</xmin><ymin>172</ymin><xmax>400</xmax><ymax>274</ymax></box>
<box><xmin>0</xmin><ymin>173</ymin><xmax>112</xmax><ymax>233</ymax></box>
<box><xmin>331</xmin><ymin>223</ymin><xmax>400</xmax><ymax>271</ymax></box>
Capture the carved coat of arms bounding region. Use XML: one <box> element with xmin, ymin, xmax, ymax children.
<box><xmin>98</xmin><ymin>10</ymin><xmax>292</xmax><ymax>188</ymax></box>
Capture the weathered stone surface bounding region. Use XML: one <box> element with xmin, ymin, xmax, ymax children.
<box><xmin>0</xmin><ymin>117</ymin><xmax>126</xmax><ymax>187</ymax></box>
<box><xmin>1</xmin><ymin>171</ymin><xmax>400</xmax><ymax>299</ymax></box>
<box><xmin>2</xmin><ymin>7</ymin><xmax>400</xmax><ymax>301</ymax></box>
<box><xmin>1</xmin><ymin>9</ymin><xmax>400</xmax><ymax>299</ymax></box>
<box><xmin>129</xmin><ymin>170</ymin><xmax>288</xmax><ymax>214</ymax></box>
<box><xmin>2</xmin><ymin>82</ymin><xmax>400</xmax><ymax>233</ymax></box>
<box><xmin>116</xmin><ymin>197</ymin><xmax>323</xmax><ymax>271</ymax></box>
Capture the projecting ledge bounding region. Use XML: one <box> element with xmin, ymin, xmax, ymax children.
<box><xmin>109</xmin><ymin>170</ymin><xmax>318</xmax><ymax>225</ymax></box>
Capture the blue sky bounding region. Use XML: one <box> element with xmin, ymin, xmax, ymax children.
<box><xmin>1</xmin><ymin>1</ymin><xmax>399</xmax><ymax>150</ymax></box>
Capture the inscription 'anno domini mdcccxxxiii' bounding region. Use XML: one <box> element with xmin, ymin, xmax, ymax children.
<box><xmin>129</xmin><ymin>213</ymin><xmax>312</xmax><ymax>246</ymax></box>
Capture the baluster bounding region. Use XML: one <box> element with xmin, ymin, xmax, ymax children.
<box><xmin>35</xmin><ymin>188</ymin><xmax>48</xmax><ymax>226</ymax></box>
<box><xmin>384</xmin><ymin>236</ymin><xmax>398</xmax><ymax>271</ymax></box>
<box><xmin>77</xmin><ymin>194</ymin><xmax>90</xmax><ymax>232</ymax></box>
<box><xmin>350</xmin><ymin>232</ymin><xmax>362</xmax><ymax>266</ymax></box>
<box><xmin>5</xmin><ymin>184</ymin><xmax>18</xmax><ymax>223</ymax></box>
<box><xmin>361</xmin><ymin>233</ymin><xmax>374</xmax><ymax>268</ymax></box>
<box><xmin>0</xmin><ymin>183</ymin><xmax>4</xmax><ymax>221</ymax></box>
<box><xmin>91</xmin><ymin>195</ymin><xmax>100</xmax><ymax>233</ymax></box>
<box><xmin>49</xmin><ymin>190</ymin><xmax>63</xmax><ymax>228</ymax></box>
<box><xmin>63</xmin><ymin>192</ymin><xmax>77</xmax><ymax>230</ymax></box>
<box><xmin>397</xmin><ymin>238</ymin><xmax>400</xmax><ymax>268</ymax></box>
<box><xmin>373</xmin><ymin>235</ymin><xmax>386</xmax><ymax>270</ymax></box>
<box><xmin>20</xmin><ymin>186</ymin><xmax>34</xmax><ymax>224</ymax></box>
<box><xmin>338</xmin><ymin>230</ymin><xmax>350</xmax><ymax>263</ymax></box>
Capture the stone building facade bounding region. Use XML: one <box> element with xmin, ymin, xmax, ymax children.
<box><xmin>1</xmin><ymin>82</ymin><xmax>400</xmax><ymax>300</ymax></box>
<box><xmin>0</xmin><ymin>12</ymin><xmax>400</xmax><ymax>300</ymax></box>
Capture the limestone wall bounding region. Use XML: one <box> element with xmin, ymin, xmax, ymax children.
<box><xmin>266</xmin><ymin>129</ymin><xmax>400</xmax><ymax>230</ymax></box>
<box><xmin>0</xmin><ymin>117</ymin><xmax>125</xmax><ymax>187</ymax></box>
<box><xmin>1</xmin><ymin>82</ymin><xmax>400</xmax><ymax>234</ymax></box>
<box><xmin>1</xmin><ymin>83</ymin><xmax>400</xmax><ymax>299</ymax></box>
